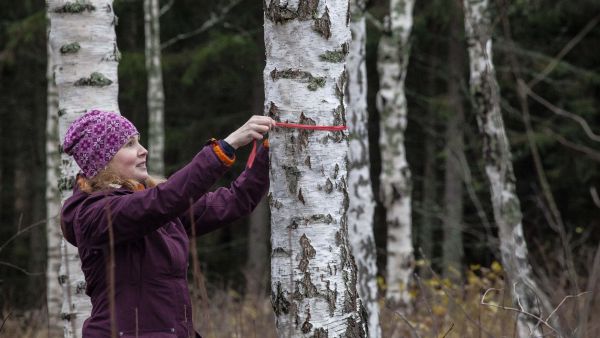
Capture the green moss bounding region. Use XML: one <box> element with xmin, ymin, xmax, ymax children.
<box><xmin>308</xmin><ymin>76</ymin><xmax>326</xmax><ymax>91</ymax></box>
<box><xmin>319</xmin><ymin>50</ymin><xmax>345</xmax><ymax>63</ymax></box>
<box><xmin>54</xmin><ymin>2</ymin><xmax>96</xmax><ymax>14</ymax></box>
<box><xmin>74</xmin><ymin>72</ymin><xmax>112</xmax><ymax>87</ymax></box>
<box><xmin>60</xmin><ymin>42</ymin><xmax>80</xmax><ymax>54</ymax></box>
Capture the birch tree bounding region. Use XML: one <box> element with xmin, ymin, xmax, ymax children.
<box><xmin>46</xmin><ymin>13</ymin><xmax>62</xmax><ymax>335</ymax></box>
<box><xmin>264</xmin><ymin>0</ymin><xmax>366</xmax><ymax>336</ymax></box>
<box><xmin>376</xmin><ymin>0</ymin><xmax>415</xmax><ymax>305</ymax></box>
<box><xmin>47</xmin><ymin>1</ymin><xmax>121</xmax><ymax>336</ymax></box>
<box><xmin>463</xmin><ymin>0</ymin><xmax>558</xmax><ymax>336</ymax></box>
<box><xmin>144</xmin><ymin>0</ymin><xmax>165</xmax><ymax>175</ymax></box>
<box><xmin>346</xmin><ymin>0</ymin><xmax>381</xmax><ymax>336</ymax></box>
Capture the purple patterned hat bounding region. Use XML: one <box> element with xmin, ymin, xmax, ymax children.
<box><xmin>63</xmin><ymin>109</ymin><xmax>139</xmax><ymax>178</ymax></box>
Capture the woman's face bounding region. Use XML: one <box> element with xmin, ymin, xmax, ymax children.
<box><xmin>108</xmin><ymin>135</ymin><xmax>149</xmax><ymax>182</ymax></box>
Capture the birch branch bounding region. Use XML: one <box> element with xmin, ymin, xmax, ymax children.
<box><xmin>161</xmin><ymin>0</ymin><xmax>242</xmax><ymax>50</ymax></box>
<box><xmin>159</xmin><ymin>0</ymin><xmax>174</xmax><ymax>16</ymax></box>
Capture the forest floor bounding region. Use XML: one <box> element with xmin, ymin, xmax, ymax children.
<box><xmin>1</xmin><ymin>263</ymin><xmax>596</xmax><ymax>337</ymax></box>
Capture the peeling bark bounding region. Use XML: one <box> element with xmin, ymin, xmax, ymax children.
<box><xmin>47</xmin><ymin>0</ymin><xmax>121</xmax><ymax>336</ymax></box>
<box><xmin>376</xmin><ymin>0</ymin><xmax>415</xmax><ymax>307</ymax></box>
<box><xmin>346</xmin><ymin>0</ymin><xmax>381</xmax><ymax>336</ymax></box>
<box><xmin>265</xmin><ymin>0</ymin><xmax>366</xmax><ymax>336</ymax></box>
<box><xmin>463</xmin><ymin>0</ymin><xmax>558</xmax><ymax>337</ymax></box>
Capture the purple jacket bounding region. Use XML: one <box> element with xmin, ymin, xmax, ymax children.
<box><xmin>60</xmin><ymin>143</ymin><xmax>269</xmax><ymax>338</ymax></box>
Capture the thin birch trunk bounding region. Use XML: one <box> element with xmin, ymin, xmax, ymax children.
<box><xmin>47</xmin><ymin>1</ymin><xmax>121</xmax><ymax>336</ymax></box>
<box><xmin>46</xmin><ymin>15</ymin><xmax>63</xmax><ymax>334</ymax></box>
<box><xmin>442</xmin><ymin>3</ymin><xmax>465</xmax><ymax>280</ymax></box>
<box><xmin>463</xmin><ymin>1</ymin><xmax>557</xmax><ymax>336</ymax></box>
<box><xmin>376</xmin><ymin>0</ymin><xmax>415</xmax><ymax>306</ymax></box>
<box><xmin>144</xmin><ymin>0</ymin><xmax>165</xmax><ymax>176</ymax></box>
<box><xmin>347</xmin><ymin>0</ymin><xmax>381</xmax><ymax>336</ymax></box>
<box><xmin>265</xmin><ymin>0</ymin><xmax>367</xmax><ymax>336</ymax></box>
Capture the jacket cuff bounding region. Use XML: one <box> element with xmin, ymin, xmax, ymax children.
<box><xmin>206</xmin><ymin>138</ymin><xmax>235</xmax><ymax>167</ymax></box>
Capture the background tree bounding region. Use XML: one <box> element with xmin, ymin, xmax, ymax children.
<box><xmin>441</xmin><ymin>0</ymin><xmax>465</xmax><ymax>280</ymax></box>
<box><xmin>463</xmin><ymin>0</ymin><xmax>559</xmax><ymax>335</ymax></box>
<box><xmin>376</xmin><ymin>0</ymin><xmax>416</xmax><ymax>306</ymax></box>
<box><xmin>347</xmin><ymin>0</ymin><xmax>381</xmax><ymax>336</ymax></box>
<box><xmin>47</xmin><ymin>0</ymin><xmax>122</xmax><ymax>335</ymax></box>
<box><xmin>46</xmin><ymin>10</ymin><xmax>62</xmax><ymax>334</ymax></box>
<box><xmin>144</xmin><ymin>0</ymin><xmax>166</xmax><ymax>175</ymax></box>
<box><xmin>264</xmin><ymin>0</ymin><xmax>366</xmax><ymax>335</ymax></box>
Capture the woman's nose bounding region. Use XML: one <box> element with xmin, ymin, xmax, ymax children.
<box><xmin>138</xmin><ymin>145</ymin><xmax>148</xmax><ymax>157</ymax></box>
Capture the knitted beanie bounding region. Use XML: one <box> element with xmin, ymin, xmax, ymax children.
<box><xmin>63</xmin><ymin>110</ymin><xmax>139</xmax><ymax>178</ymax></box>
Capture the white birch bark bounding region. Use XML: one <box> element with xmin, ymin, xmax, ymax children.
<box><xmin>463</xmin><ymin>1</ymin><xmax>556</xmax><ymax>337</ymax></box>
<box><xmin>375</xmin><ymin>0</ymin><xmax>415</xmax><ymax>306</ymax></box>
<box><xmin>144</xmin><ymin>0</ymin><xmax>165</xmax><ymax>176</ymax></box>
<box><xmin>47</xmin><ymin>1</ymin><xmax>121</xmax><ymax>336</ymax></box>
<box><xmin>347</xmin><ymin>0</ymin><xmax>381</xmax><ymax>336</ymax></box>
<box><xmin>265</xmin><ymin>0</ymin><xmax>367</xmax><ymax>336</ymax></box>
<box><xmin>46</xmin><ymin>15</ymin><xmax>63</xmax><ymax>334</ymax></box>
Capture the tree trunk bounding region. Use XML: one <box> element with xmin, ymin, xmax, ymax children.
<box><xmin>46</xmin><ymin>14</ymin><xmax>63</xmax><ymax>334</ymax></box>
<box><xmin>245</xmin><ymin>198</ymin><xmax>269</xmax><ymax>298</ymax></box>
<box><xmin>463</xmin><ymin>1</ymin><xmax>556</xmax><ymax>336</ymax></box>
<box><xmin>144</xmin><ymin>0</ymin><xmax>165</xmax><ymax>176</ymax></box>
<box><xmin>419</xmin><ymin>53</ymin><xmax>437</xmax><ymax>275</ymax></box>
<box><xmin>347</xmin><ymin>0</ymin><xmax>381</xmax><ymax>336</ymax></box>
<box><xmin>264</xmin><ymin>0</ymin><xmax>367</xmax><ymax>336</ymax></box>
<box><xmin>442</xmin><ymin>2</ymin><xmax>465</xmax><ymax>280</ymax></box>
<box><xmin>47</xmin><ymin>1</ymin><xmax>121</xmax><ymax>336</ymax></box>
<box><xmin>376</xmin><ymin>0</ymin><xmax>415</xmax><ymax>306</ymax></box>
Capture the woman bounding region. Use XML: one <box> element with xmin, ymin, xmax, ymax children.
<box><xmin>60</xmin><ymin>109</ymin><xmax>276</xmax><ymax>337</ymax></box>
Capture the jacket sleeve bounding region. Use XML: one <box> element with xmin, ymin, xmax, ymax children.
<box><xmin>74</xmin><ymin>145</ymin><xmax>232</xmax><ymax>247</ymax></box>
<box><xmin>180</xmin><ymin>143</ymin><xmax>270</xmax><ymax>237</ymax></box>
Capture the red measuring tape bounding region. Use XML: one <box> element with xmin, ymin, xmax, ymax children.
<box><xmin>247</xmin><ymin>122</ymin><xmax>347</xmax><ymax>168</ymax></box>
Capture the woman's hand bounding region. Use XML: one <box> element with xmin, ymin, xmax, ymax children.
<box><xmin>224</xmin><ymin>115</ymin><xmax>277</xmax><ymax>149</ymax></box>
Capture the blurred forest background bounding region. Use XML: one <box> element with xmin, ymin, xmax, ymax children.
<box><xmin>1</xmin><ymin>0</ymin><xmax>599</xmax><ymax>336</ymax></box>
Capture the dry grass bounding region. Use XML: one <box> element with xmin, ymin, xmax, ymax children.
<box><xmin>2</xmin><ymin>262</ymin><xmax>598</xmax><ymax>338</ymax></box>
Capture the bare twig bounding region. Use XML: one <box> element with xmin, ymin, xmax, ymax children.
<box><xmin>591</xmin><ymin>187</ymin><xmax>600</xmax><ymax>208</ymax></box>
<box><xmin>527</xmin><ymin>13</ymin><xmax>600</xmax><ymax>89</ymax></box>
<box><xmin>544</xmin><ymin>128</ymin><xmax>600</xmax><ymax>163</ymax></box>
<box><xmin>0</xmin><ymin>218</ymin><xmax>47</xmax><ymax>253</ymax></box>
<box><xmin>389</xmin><ymin>307</ymin><xmax>422</xmax><ymax>338</ymax></box>
<box><xmin>0</xmin><ymin>261</ymin><xmax>44</xmax><ymax>276</ymax></box>
<box><xmin>481</xmin><ymin>288</ymin><xmax>588</xmax><ymax>335</ymax></box>
<box><xmin>159</xmin><ymin>0</ymin><xmax>175</xmax><ymax>16</ymax></box>
<box><xmin>522</xmin><ymin>84</ymin><xmax>600</xmax><ymax>143</ymax></box>
<box><xmin>0</xmin><ymin>311</ymin><xmax>12</xmax><ymax>334</ymax></box>
<box><xmin>364</xmin><ymin>11</ymin><xmax>384</xmax><ymax>32</ymax></box>
<box><xmin>160</xmin><ymin>0</ymin><xmax>242</xmax><ymax>50</ymax></box>
<box><xmin>441</xmin><ymin>323</ymin><xmax>454</xmax><ymax>338</ymax></box>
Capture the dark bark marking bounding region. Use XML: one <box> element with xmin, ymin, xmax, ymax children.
<box><xmin>298</xmin><ymin>234</ymin><xmax>316</xmax><ymax>272</ymax></box>
<box><xmin>324</xmin><ymin>178</ymin><xmax>333</xmax><ymax>194</ymax></box>
<box><xmin>325</xmin><ymin>280</ymin><xmax>337</xmax><ymax>316</ymax></box>
<box><xmin>301</xmin><ymin>308</ymin><xmax>313</xmax><ymax>333</ymax></box>
<box><xmin>333</xmin><ymin>163</ymin><xmax>340</xmax><ymax>179</ymax></box>
<box><xmin>60</xmin><ymin>42</ymin><xmax>80</xmax><ymax>54</ymax></box>
<box><xmin>270</xmin><ymin>68</ymin><xmax>326</xmax><ymax>91</ymax></box>
<box><xmin>313</xmin><ymin>328</ymin><xmax>329</xmax><ymax>338</ymax></box>
<box><xmin>305</xmin><ymin>156</ymin><xmax>312</xmax><ymax>169</ymax></box>
<box><xmin>268</xmin><ymin>102</ymin><xmax>282</xmax><ymax>121</ymax></box>
<box><xmin>298</xmin><ymin>188</ymin><xmax>306</xmax><ymax>204</ymax></box>
<box><xmin>272</xmin><ymin>247</ymin><xmax>291</xmax><ymax>257</ymax></box>
<box><xmin>343</xmin><ymin>316</ymin><xmax>366</xmax><ymax>337</ymax></box>
<box><xmin>54</xmin><ymin>2</ymin><xmax>96</xmax><ymax>13</ymax></box>
<box><xmin>312</xmin><ymin>6</ymin><xmax>331</xmax><ymax>39</ymax></box>
<box><xmin>319</xmin><ymin>44</ymin><xmax>349</xmax><ymax>63</ymax></box>
<box><xmin>282</xmin><ymin>165</ymin><xmax>301</xmax><ymax>194</ymax></box>
<box><xmin>272</xmin><ymin>282</ymin><xmax>291</xmax><ymax>316</ymax></box>
<box><xmin>268</xmin><ymin>193</ymin><xmax>283</xmax><ymax>209</ymax></box>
